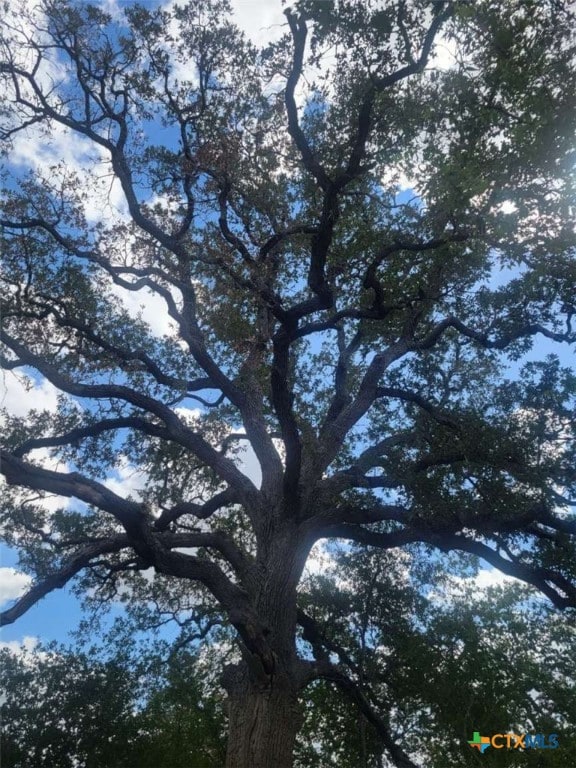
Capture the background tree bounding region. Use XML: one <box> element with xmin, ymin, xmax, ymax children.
<box><xmin>295</xmin><ymin>544</ymin><xmax>576</xmax><ymax>767</ymax></box>
<box><xmin>0</xmin><ymin>644</ymin><xmax>226</xmax><ymax>768</ymax></box>
<box><xmin>136</xmin><ymin>646</ymin><xmax>227</xmax><ymax>768</ymax></box>
<box><xmin>1</xmin><ymin>646</ymin><xmax>139</xmax><ymax>768</ymax></box>
<box><xmin>1</xmin><ymin>0</ymin><xmax>575</xmax><ymax>766</ymax></box>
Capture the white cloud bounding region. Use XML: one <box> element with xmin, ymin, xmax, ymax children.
<box><xmin>235</xmin><ymin>441</ymin><xmax>262</xmax><ymax>487</ymax></box>
<box><xmin>381</xmin><ymin>165</ymin><xmax>419</xmax><ymax>194</ymax></box>
<box><xmin>96</xmin><ymin>0</ymin><xmax>124</xmax><ymax>20</ymax></box>
<box><xmin>26</xmin><ymin>447</ymin><xmax>66</xmax><ymax>470</ymax></box>
<box><xmin>0</xmin><ymin>373</ymin><xmax>73</xmax><ymax>514</ymax></box>
<box><xmin>473</xmin><ymin>567</ymin><xmax>517</xmax><ymax>590</ymax></box>
<box><xmin>103</xmin><ymin>456</ymin><xmax>147</xmax><ymax>501</ymax></box>
<box><xmin>497</xmin><ymin>200</ymin><xmax>518</xmax><ymax>214</ymax></box>
<box><xmin>11</xmin><ymin>123</ymin><xmax>98</xmax><ymax>179</ymax></box>
<box><xmin>429</xmin><ymin>35</ymin><xmax>458</xmax><ymax>72</ymax></box>
<box><xmin>10</xmin><ymin>122</ymin><xmax>129</xmax><ymax>225</ymax></box>
<box><xmin>107</xmin><ymin>278</ymin><xmax>179</xmax><ymax>339</ymax></box>
<box><xmin>8</xmin><ymin>448</ymin><xmax>72</xmax><ymax>517</ymax></box>
<box><xmin>0</xmin><ymin>635</ymin><xmax>39</xmax><ymax>655</ymax></box>
<box><xmin>302</xmin><ymin>540</ymin><xmax>336</xmax><ymax>579</ymax></box>
<box><xmin>0</xmin><ymin>636</ymin><xmax>45</xmax><ymax>683</ymax></box>
<box><xmin>428</xmin><ymin>566</ymin><xmax>520</xmax><ymax>605</ymax></box>
<box><xmin>0</xmin><ymin>567</ymin><xmax>32</xmax><ymax>606</ymax></box>
<box><xmin>3</xmin><ymin>0</ymin><xmax>130</xmax><ymax>225</ymax></box>
<box><xmin>227</xmin><ymin>432</ymin><xmax>285</xmax><ymax>489</ymax></box>
<box><xmin>2</xmin><ymin>0</ymin><xmax>68</xmax><ymax>94</ymax></box>
<box><xmin>0</xmin><ymin>372</ymin><xmax>60</xmax><ymax>419</ymax></box>
<box><xmin>231</xmin><ymin>0</ymin><xmax>287</xmax><ymax>46</ymax></box>
<box><xmin>172</xmin><ymin>406</ymin><xmax>203</xmax><ymax>422</ymax></box>
<box><xmin>2</xmin><ymin>8</ymin><xmax>108</xmax><ymax>203</ymax></box>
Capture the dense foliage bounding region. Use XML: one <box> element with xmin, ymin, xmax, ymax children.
<box><xmin>0</xmin><ymin>645</ymin><xmax>226</xmax><ymax>768</ymax></box>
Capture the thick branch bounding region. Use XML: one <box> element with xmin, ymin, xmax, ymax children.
<box><xmin>326</xmin><ymin>523</ymin><xmax>576</xmax><ymax>610</ymax></box>
<box><xmin>413</xmin><ymin>316</ymin><xmax>576</xmax><ymax>351</ymax></box>
<box><xmin>155</xmin><ymin>488</ymin><xmax>239</xmax><ymax>531</ymax></box>
<box><xmin>0</xmin><ymin>536</ymin><xmax>129</xmax><ymax>626</ymax></box>
<box><xmin>1</xmin><ymin>451</ymin><xmax>143</xmax><ymax>530</ymax></box>
<box><xmin>312</xmin><ymin>499</ymin><xmax>408</xmax><ymax>527</ymax></box>
<box><xmin>270</xmin><ymin>324</ymin><xmax>303</xmax><ymax>504</ymax></box>
<box><xmin>319</xmin><ymin>340</ymin><xmax>410</xmax><ymax>472</ymax></box>
<box><xmin>375</xmin><ymin>386</ymin><xmax>459</xmax><ymax>429</ymax></box>
<box><xmin>12</xmin><ymin>417</ymin><xmax>169</xmax><ymax>458</ymax></box>
<box><xmin>1</xmin><ymin>331</ymin><xmax>259</xmax><ymax>503</ymax></box>
<box><xmin>373</xmin><ymin>2</ymin><xmax>452</xmax><ymax>90</ymax></box>
<box><xmin>284</xmin><ymin>12</ymin><xmax>332</xmax><ymax>192</ymax></box>
<box><xmin>161</xmin><ymin>530</ymin><xmax>254</xmax><ymax>583</ymax></box>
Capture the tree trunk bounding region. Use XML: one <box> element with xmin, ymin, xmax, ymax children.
<box><xmin>222</xmin><ymin>522</ymin><xmax>309</xmax><ymax>767</ymax></box>
<box><xmin>223</xmin><ymin>663</ymin><xmax>301</xmax><ymax>768</ymax></box>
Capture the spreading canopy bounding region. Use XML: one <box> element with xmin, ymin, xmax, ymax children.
<box><xmin>1</xmin><ymin>0</ymin><xmax>575</xmax><ymax>765</ymax></box>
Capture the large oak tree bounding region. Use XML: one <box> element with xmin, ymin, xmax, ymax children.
<box><xmin>1</xmin><ymin>1</ymin><xmax>575</xmax><ymax>766</ymax></box>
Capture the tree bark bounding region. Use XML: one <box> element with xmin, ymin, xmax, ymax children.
<box><xmin>222</xmin><ymin>528</ymin><xmax>307</xmax><ymax>768</ymax></box>
<box><xmin>223</xmin><ymin>662</ymin><xmax>301</xmax><ymax>768</ymax></box>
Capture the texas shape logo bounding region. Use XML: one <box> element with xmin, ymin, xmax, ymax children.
<box><xmin>468</xmin><ymin>732</ymin><xmax>491</xmax><ymax>754</ymax></box>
